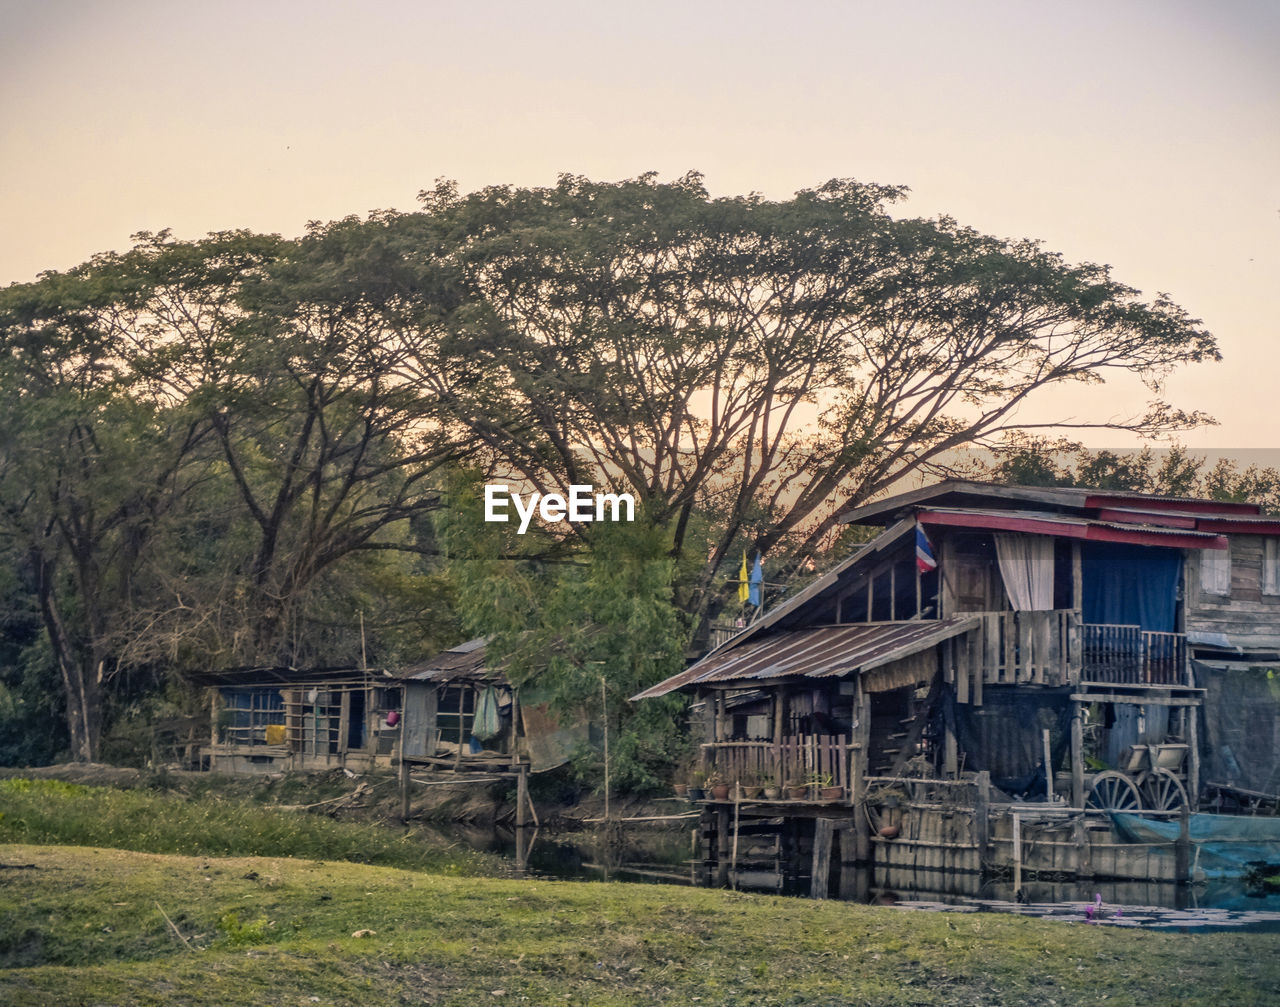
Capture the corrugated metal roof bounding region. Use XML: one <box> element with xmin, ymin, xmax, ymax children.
<box><xmin>840</xmin><ymin>479</ymin><xmax>1268</xmax><ymax>526</ymax></box>
<box><xmin>632</xmin><ymin>618</ymin><xmax>978</xmax><ymax>699</ymax></box>
<box><xmin>397</xmin><ymin>638</ymin><xmax>508</xmax><ymax>684</ymax></box>
<box><xmin>183</xmin><ymin>666</ymin><xmax>390</xmax><ymax>688</ymax></box>
<box><xmin>917</xmin><ymin>507</ymin><xmax>1229</xmax><ymax>549</ymax></box>
<box><xmin>840</xmin><ymin>481</ymin><xmax>1093</xmax><ymax>525</ymax></box>
<box><xmin>697</xmin><ymin>517</ymin><xmax>917</xmax><ymax>661</ymax></box>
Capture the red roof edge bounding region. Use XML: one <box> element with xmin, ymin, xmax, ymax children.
<box><xmin>1084</xmin><ymin>493</ymin><xmax>1260</xmax><ymax>516</ymax></box>
<box><xmin>918</xmin><ymin>509</ymin><xmax>1227</xmax><ymax>550</ymax></box>
<box><xmin>1095</xmin><ymin>507</ymin><xmax>1198</xmax><ymax>529</ymax></box>
<box><xmin>1194</xmin><ymin>519</ymin><xmax>1280</xmax><ymax>535</ymax></box>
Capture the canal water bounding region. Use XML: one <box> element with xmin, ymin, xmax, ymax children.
<box><xmin>417</xmin><ymin>820</ymin><xmax>1280</xmax><ymax>933</ymax></box>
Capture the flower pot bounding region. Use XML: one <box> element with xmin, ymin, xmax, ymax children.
<box><xmin>762</xmin><ymin>786</ymin><xmax>781</xmax><ymax>800</ymax></box>
<box><xmin>820</xmin><ymin>786</ymin><xmax>844</xmax><ymax>801</ymax></box>
<box><xmin>785</xmin><ymin>785</ymin><xmax>807</xmax><ymax>800</ymax></box>
<box><xmin>673</xmin><ymin>783</ymin><xmax>689</xmax><ymax>797</ymax></box>
<box><xmin>710</xmin><ymin>783</ymin><xmax>731</xmax><ymax>800</ymax></box>
<box><xmin>687</xmin><ymin>787</ymin><xmax>705</xmax><ymax>801</ymax></box>
<box><xmin>742</xmin><ymin>785</ymin><xmax>763</xmax><ymax>799</ymax></box>
<box><xmin>878</xmin><ymin>824</ymin><xmax>900</xmax><ymax>839</ymax></box>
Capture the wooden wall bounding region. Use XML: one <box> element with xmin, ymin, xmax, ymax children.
<box><xmin>1186</xmin><ymin>534</ymin><xmax>1280</xmax><ymax>648</ymax></box>
<box><xmin>939</xmin><ymin>533</ymin><xmax>1003</xmax><ymax>616</ymax></box>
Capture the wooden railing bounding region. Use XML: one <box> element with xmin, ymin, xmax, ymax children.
<box><xmin>1082</xmin><ymin>624</ymin><xmax>1188</xmax><ymax>685</ymax></box>
<box><xmin>700</xmin><ymin>734</ymin><xmax>853</xmax><ymax>796</ymax></box>
<box><xmin>975</xmin><ymin>610</ymin><xmax>1081</xmax><ymax>686</ymax></box>
<box><xmin>962</xmin><ymin>613</ymin><xmax>1187</xmax><ymax>689</ymax></box>
<box><xmin>1142</xmin><ymin>631</ymin><xmax>1187</xmax><ymax>685</ymax></box>
<box><xmin>708</xmin><ymin>623</ymin><xmax>746</xmax><ymax>650</ymax></box>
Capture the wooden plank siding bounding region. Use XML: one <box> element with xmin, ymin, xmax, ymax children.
<box><xmin>1186</xmin><ymin>534</ymin><xmax>1280</xmax><ymax>649</ymax></box>
<box><xmin>963</xmin><ymin>611</ymin><xmax>1080</xmax><ymax>698</ymax></box>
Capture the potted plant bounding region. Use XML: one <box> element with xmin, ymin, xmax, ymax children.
<box><xmin>785</xmin><ymin>778</ymin><xmax>808</xmax><ymax>800</ymax></box>
<box><xmin>740</xmin><ymin>773</ymin><xmax>764</xmax><ymax>800</ymax></box>
<box><xmin>762</xmin><ymin>780</ymin><xmax>782</xmax><ymax>800</ymax></box>
<box><xmin>687</xmin><ymin>771</ymin><xmax>707</xmax><ymax>801</ymax></box>
<box><xmin>673</xmin><ymin>782</ymin><xmax>689</xmax><ymax>798</ymax></box>
<box><xmin>807</xmin><ymin>772</ymin><xmax>841</xmax><ymax>802</ymax></box>
<box><xmin>707</xmin><ymin>773</ymin><xmax>731</xmax><ymax>801</ymax></box>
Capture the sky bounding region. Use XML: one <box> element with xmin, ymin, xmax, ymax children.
<box><xmin>2</xmin><ymin>0</ymin><xmax>1277</xmax><ymax>451</ymax></box>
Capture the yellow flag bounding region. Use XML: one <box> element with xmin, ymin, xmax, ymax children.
<box><xmin>738</xmin><ymin>551</ymin><xmax>750</xmax><ymax>603</ymax></box>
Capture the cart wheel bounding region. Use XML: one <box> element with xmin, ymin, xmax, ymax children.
<box><xmin>1141</xmin><ymin>768</ymin><xmax>1188</xmax><ymax>812</ymax></box>
<box><xmin>863</xmin><ymin>799</ymin><xmax>886</xmax><ymax>835</ymax></box>
<box><xmin>1086</xmin><ymin>771</ymin><xmax>1142</xmax><ymax>812</ymax></box>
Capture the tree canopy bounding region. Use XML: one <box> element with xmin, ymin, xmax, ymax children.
<box><xmin>410</xmin><ymin>173</ymin><xmax>1217</xmax><ymax>626</ymax></box>
<box><xmin>0</xmin><ymin>173</ymin><xmax>1222</xmax><ymax>765</ymax></box>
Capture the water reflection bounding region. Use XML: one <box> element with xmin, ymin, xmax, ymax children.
<box><xmin>417</xmin><ymin>820</ymin><xmax>1280</xmax><ymax>932</ymax></box>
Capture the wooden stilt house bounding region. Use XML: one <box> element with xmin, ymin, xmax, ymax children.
<box><xmin>634</xmin><ymin>481</ymin><xmax>1280</xmax><ymax>888</ymax></box>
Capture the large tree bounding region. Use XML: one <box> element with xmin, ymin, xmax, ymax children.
<box><xmin>407</xmin><ymin>173</ymin><xmax>1219</xmax><ymax>628</ymax></box>
<box><xmin>107</xmin><ymin>223</ymin><xmax>476</xmax><ymax>667</ymax></box>
<box><xmin>0</xmin><ymin>264</ymin><xmax>204</xmax><ymax>760</ymax></box>
<box><xmin>0</xmin><ymin>223</ymin><xmax>474</xmax><ymax>758</ymax></box>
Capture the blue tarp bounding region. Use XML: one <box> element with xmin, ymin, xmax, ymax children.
<box><xmin>1110</xmin><ymin>812</ymin><xmax>1280</xmax><ymax>879</ymax></box>
<box><xmin>1081</xmin><ymin>543</ymin><xmax>1180</xmax><ymax>633</ymax></box>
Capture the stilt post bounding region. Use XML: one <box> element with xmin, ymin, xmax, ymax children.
<box><xmin>399</xmin><ymin>756</ymin><xmax>411</xmax><ymax>820</ymax></box>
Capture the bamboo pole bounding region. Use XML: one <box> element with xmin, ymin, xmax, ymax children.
<box><xmin>1043</xmin><ymin>728</ymin><xmax>1054</xmax><ymax>802</ymax></box>
<box><xmin>1070</xmin><ymin>702</ymin><xmax>1085</xmax><ymax>810</ymax></box>
<box><xmin>730</xmin><ymin>786</ymin><xmax>741</xmax><ymax>891</ymax></box>
<box><xmin>1012</xmin><ymin>812</ymin><xmax>1022</xmax><ymax>894</ymax></box>
<box><xmin>601</xmin><ymin>676</ymin><xmax>610</xmax><ymax>824</ymax></box>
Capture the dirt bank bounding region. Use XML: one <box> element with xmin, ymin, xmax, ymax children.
<box><xmin>0</xmin><ymin>762</ymin><xmax>679</xmax><ymax>828</ymax></box>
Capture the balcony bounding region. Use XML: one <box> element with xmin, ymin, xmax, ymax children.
<box><xmin>1081</xmin><ymin>623</ymin><xmax>1189</xmax><ymax>686</ymax></box>
<box><xmin>699</xmin><ymin>734</ymin><xmax>855</xmax><ymax>801</ymax></box>
<box><xmin>966</xmin><ymin>611</ymin><xmax>1188</xmax><ymax>689</ymax></box>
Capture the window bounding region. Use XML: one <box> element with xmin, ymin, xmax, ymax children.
<box><xmin>1200</xmin><ymin>547</ymin><xmax>1230</xmax><ymax>596</ymax></box>
<box><xmin>1264</xmin><ymin>539</ymin><xmax>1280</xmax><ymax>596</ymax></box>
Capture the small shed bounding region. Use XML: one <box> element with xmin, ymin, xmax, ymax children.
<box><xmin>396</xmin><ymin>638</ymin><xmax>520</xmax><ymax>769</ymax></box>
<box><xmin>395</xmin><ymin>638</ymin><xmax>598</xmax><ymax>774</ymax></box>
<box><xmin>190</xmin><ymin>665</ymin><xmax>405</xmax><ymax>775</ymax></box>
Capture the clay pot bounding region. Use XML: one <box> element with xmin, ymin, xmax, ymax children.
<box><xmin>877</xmin><ymin>824</ymin><xmax>900</xmax><ymax>839</ymax></box>
<box><xmin>785</xmin><ymin>785</ymin><xmax>807</xmax><ymax>800</ymax></box>
<box><xmin>673</xmin><ymin>783</ymin><xmax>689</xmax><ymax>797</ymax></box>
<box><xmin>762</xmin><ymin>786</ymin><xmax>781</xmax><ymax>800</ymax></box>
<box><xmin>820</xmin><ymin>786</ymin><xmax>844</xmax><ymax>801</ymax></box>
<box><xmin>742</xmin><ymin>785</ymin><xmax>763</xmax><ymax>799</ymax></box>
<box><xmin>710</xmin><ymin>783</ymin><xmax>731</xmax><ymax>800</ymax></box>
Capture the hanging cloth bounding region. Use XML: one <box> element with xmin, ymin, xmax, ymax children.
<box><xmin>994</xmin><ymin>533</ymin><xmax>1054</xmax><ymax>611</ymax></box>
<box><xmin>1081</xmin><ymin>542</ymin><xmax>1180</xmax><ymax>632</ymax></box>
<box><xmin>473</xmin><ymin>686</ymin><xmax>502</xmax><ymax>741</ymax></box>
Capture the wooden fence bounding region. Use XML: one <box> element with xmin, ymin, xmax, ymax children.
<box><xmin>976</xmin><ymin>609</ymin><xmax>1081</xmax><ymax>686</ymax></box>
<box><xmin>1082</xmin><ymin>624</ymin><xmax>1188</xmax><ymax>685</ymax></box>
<box><xmin>700</xmin><ymin>734</ymin><xmax>852</xmax><ymax>795</ymax></box>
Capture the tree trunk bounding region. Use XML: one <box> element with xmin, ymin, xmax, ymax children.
<box><xmin>55</xmin><ymin>653</ymin><xmax>103</xmax><ymax>763</ymax></box>
<box><xmin>33</xmin><ymin>553</ymin><xmax>103</xmax><ymax>762</ymax></box>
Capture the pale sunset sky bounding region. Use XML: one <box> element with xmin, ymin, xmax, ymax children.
<box><xmin>2</xmin><ymin>0</ymin><xmax>1276</xmax><ymax>450</ymax></box>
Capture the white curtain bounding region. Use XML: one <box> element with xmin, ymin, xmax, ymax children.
<box><xmin>1263</xmin><ymin>539</ymin><xmax>1279</xmax><ymax>596</ymax></box>
<box><xmin>1200</xmin><ymin>547</ymin><xmax>1231</xmax><ymax>596</ymax></box>
<box><xmin>994</xmin><ymin>533</ymin><xmax>1055</xmax><ymax>611</ymax></box>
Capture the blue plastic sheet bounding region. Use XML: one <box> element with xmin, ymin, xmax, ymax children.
<box><xmin>1110</xmin><ymin>812</ymin><xmax>1280</xmax><ymax>879</ymax></box>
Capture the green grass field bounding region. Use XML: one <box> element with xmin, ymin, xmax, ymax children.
<box><xmin>0</xmin><ymin>777</ymin><xmax>494</xmax><ymax>875</ymax></box>
<box><xmin>3</xmin><ymin>843</ymin><xmax>1278</xmax><ymax>1006</ymax></box>
<box><xmin>1</xmin><ymin>779</ymin><xmax>1278</xmax><ymax>1006</ymax></box>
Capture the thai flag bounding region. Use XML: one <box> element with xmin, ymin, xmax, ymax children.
<box><xmin>916</xmin><ymin>525</ymin><xmax>937</xmax><ymax>574</ymax></box>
